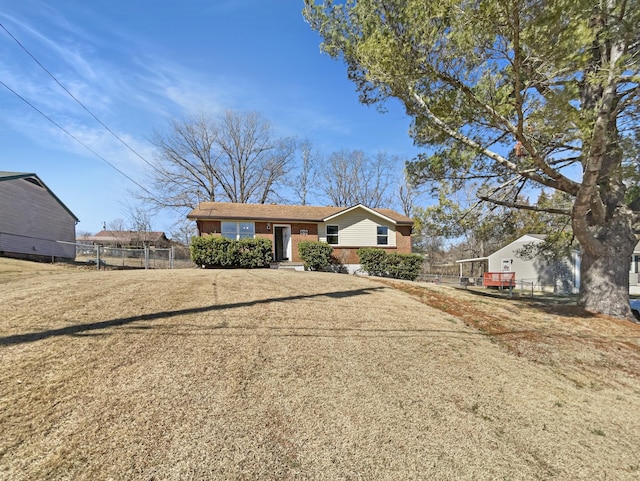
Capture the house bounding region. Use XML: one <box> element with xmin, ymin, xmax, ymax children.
<box><xmin>187</xmin><ymin>202</ymin><xmax>414</xmax><ymax>272</ymax></box>
<box><xmin>628</xmin><ymin>240</ymin><xmax>640</xmax><ymax>294</ymax></box>
<box><xmin>0</xmin><ymin>171</ymin><xmax>78</xmax><ymax>261</ymax></box>
<box><xmin>457</xmin><ymin>234</ymin><xmax>580</xmax><ymax>292</ymax></box>
<box><xmin>79</xmin><ymin>230</ymin><xmax>172</xmax><ymax>248</ymax></box>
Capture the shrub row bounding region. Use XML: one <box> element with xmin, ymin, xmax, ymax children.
<box><xmin>298</xmin><ymin>240</ymin><xmax>333</xmax><ymax>271</ymax></box>
<box><xmin>190</xmin><ymin>236</ymin><xmax>273</xmax><ymax>268</ymax></box>
<box><xmin>357</xmin><ymin>248</ymin><xmax>423</xmax><ymax>281</ymax></box>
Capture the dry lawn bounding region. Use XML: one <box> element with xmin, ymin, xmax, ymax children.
<box><xmin>1</xmin><ymin>258</ymin><xmax>640</xmax><ymax>480</ymax></box>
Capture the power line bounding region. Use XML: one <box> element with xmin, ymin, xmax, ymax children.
<box><xmin>0</xmin><ymin>21</ymin><xmax>164</xmax><ymax>177</ymax></box>
<box><xmin>0</xmin><ymin>77</ymin><xmax>156</xmax><ymax>198</ymax></box>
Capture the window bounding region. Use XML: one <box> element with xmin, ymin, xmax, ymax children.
<box><xmin>326</xmin><ymin>225</ymin><xmax>339</xmax><ymax>245</ymax></box>
<box><xmin>239</xmin><ymin>222</ymin><xmax>254</xmax><ymax>239</ymax></box>
<box><xmin>377</xmin><ymin>226</ymin><xmax>388</xmax><ymax>245</ymax></box>
<box><xmin>221</xmin><ymin>221</ymin><xmax>255</xmax><ymax>240</ymax></box>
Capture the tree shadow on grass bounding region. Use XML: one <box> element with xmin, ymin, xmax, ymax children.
<box><xmin>0</xmin><ymin>287</ymin><xmax>389</xmax><ymax>346</ymax></box>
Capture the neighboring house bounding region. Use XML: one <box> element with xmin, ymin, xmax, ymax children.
<box><xmin>79</xmin><ymin>230</ymin><xmax>172</xmax><ymax>248</ymax></box>
<box><xmin>0</xmin><ymin>171</ymin><xmax>78</xmax><ymax>261</ymax></box>
<box><xmin>187</xmin><ymin>202</ymin><xmax>414</xmax><ymax>272</ymax></box>
<box><xmin>628</xmin><ymin>240</ymin><xmax>640</xmax><ymax>293</ymax></box>
<box><xmin>457</xmin><ymin>234</ymin><xmax>581</xmax><ymax>292</ymax></box>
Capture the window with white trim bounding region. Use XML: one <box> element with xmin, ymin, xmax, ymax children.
<box><xmin>221</xmin><ymin>221</ymin><xmax>255</xmax><ymax>240</ymax></box>
<box><xmin>377</xmin><ymin>226</ymin><xmax>389</xmax><ymax>245</ymax></box>
<box><xmin>326</xmin><ymin>225</ymin><xmax>339</xmax><ymax>245</ymax></box>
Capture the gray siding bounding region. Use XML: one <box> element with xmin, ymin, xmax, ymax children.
<box><xmin>488</xmin><ymin>235</ymin><xmax>579</xmax><ymax>291</ymax></box>
<box><xmin>0</xmin><ymin>178</ymin><xmax>76</xmax><ymax>259</ymax></box>
<box><xmin>488</xmin><ymin>238</ymin><xmax>542</xmax><ymax>280</ymax></box>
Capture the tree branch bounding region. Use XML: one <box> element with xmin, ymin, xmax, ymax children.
<box><xmin>477</xmin><ymin>195</ymin><xmax>571</xmax><ymax>215</ymax></box>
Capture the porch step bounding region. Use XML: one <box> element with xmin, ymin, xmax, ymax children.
<box><xmin>270</xmin><ymin>262</ymin><xmax>305</xmax><ymax>271</ymax></box>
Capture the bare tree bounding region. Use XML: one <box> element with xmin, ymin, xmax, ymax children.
<box><xmin>320</xmin><ymin>150</ymin><xmax>396</xmax><ymax>207</ymax></box>
<box><xmin>106</xmin><ymin>218</ymin><xmax>129</xmax><ymax>247</ymax></box>
<box><xmin>397</xmin><ymin>167</ymin><xmax>423</xmax><ymax>217</ymax></box>
<box><xmin>287</xmin><ymin>140</ymin><xmax>318</xmax><ymax>205</ymax></box>
<box><xmin>125</xmin><ymin>205</ymin><xmax>154</xmax><ymax>247</ymax></box>
<box><xmin>142</xmin><ymin>111</ymin><xmax>295</xmax><ymax>210</ymax></box>
<box><xmin>170</xmin><ymin>219</ymin><xmax>197</xmax><ymax>247</ymax></box>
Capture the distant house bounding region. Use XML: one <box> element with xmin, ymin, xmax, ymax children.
<box><xmin>628</xmin><ymin>240</ymin><xmax>640</xmax><ymax>293</ymax></box>
<box><xmin>79</xmin><ymin>230</ymin><xmax>171</xmax><ymax>248</ymax></box>
<box><xmin>0</xmin><ymin>171</ymin><xmax>78</xmax><ymax>261</ymax></box>
<box><xmin>457</xmin><ymin>234</ymin><xmax>581</xmax><ymax>292</ymax></box>
<box><xmin>187</xmin><ymin>202</ymin><xmax>414</xmax><ymax>272</ymax></box>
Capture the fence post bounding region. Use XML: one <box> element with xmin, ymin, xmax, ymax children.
<box><xmin>170</xmin><ymin>246</ymin><xmax>175</xmax><ymax>269</ymax></box>
<box><xmin>96</xmin><ymin>244</ymin><xmax>100</xmax><ymax>270</ymax></box>
<box><xmin>144</xmin><ymin>246</ymin><xmax>149</xmax><ymax>270</ymax></box>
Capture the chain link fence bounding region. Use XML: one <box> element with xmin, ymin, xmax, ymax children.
<box><xmin>0</xmin><ymin>231</ymin><xmax>194</xmax><ymax>269</ymax></box>
<box><xmin>70</xmin><ymin>242</ymin><xmax>194</xmax><ymax>269</ymax></box>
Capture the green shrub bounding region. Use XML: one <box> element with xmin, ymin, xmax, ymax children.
<box><xmin>190</xmin><ymin>235</ymin><xmax>272</xmax><ymax>268</ymax></box>
<box><xmin>357</xmin><ymin>248</ymin><xmax>388</xmax><ymax>277</ymax></box>
<box><xmin>357</xmin><ymin>248</ymin><xmax>423</xmax><ymax>281</ymax></box>
<box><xmin>298</xmin><ymin>241</ymin><xmax>333</xmax><ymax>271</ymax></box>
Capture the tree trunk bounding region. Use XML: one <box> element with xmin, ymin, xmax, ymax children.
<box><xmin>577</xmin><ymin>223</ymin><xmax>637</xmax><ymax>319</ymax></box>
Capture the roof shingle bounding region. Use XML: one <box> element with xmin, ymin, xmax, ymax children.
<box><xmin>187</xmin><ymin>202</ymin><xmax>413</xmax><ymax>225</ymax></box>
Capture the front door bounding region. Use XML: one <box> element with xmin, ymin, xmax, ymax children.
<box><xmin>274</xmin><ymin>225</ymin><xmax>290</xmax><ymax>261</ymax></box>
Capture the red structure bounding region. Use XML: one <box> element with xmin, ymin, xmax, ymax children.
<box><xmin>483</xmin><ymin>272</ymin><xmax>515</xmax><ymax>287</ymax></box>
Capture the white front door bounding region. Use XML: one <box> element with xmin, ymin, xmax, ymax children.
<box><xmin>274</xmin><ymin>225</ymin><xmax>291</xmax><ymax>261</ymax></box>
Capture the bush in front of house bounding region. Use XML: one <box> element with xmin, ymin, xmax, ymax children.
<box><xmin>190</xmin><ymin>235</ymin><xmax>272</xmax><ymax>268</ymax></box>
<box><xmin>357</xmin><ymin>248</ymin><xmax>423</xmax><ymax>281</ymax></box>
<box><xmin>298</xmin><ymin>240</ymin><xmax>333</xmax><ymax>271</ymax></box>
<box><xmin>357</xmin><ymin>248</ymin><xmax>388</xmax><ymax>277</ymax></box>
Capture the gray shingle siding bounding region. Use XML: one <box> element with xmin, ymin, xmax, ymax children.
<box><xmin>0</xmin><ymin>174</ymin><xmax>77</xmax><ymax>259</ymax></box>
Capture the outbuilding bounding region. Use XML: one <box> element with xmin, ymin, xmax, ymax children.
<box><xmin>457</xmin><ymin>234</ymin><xmax>580</xmax><ymax>292</ymax></box>
<box><xmin>0</xmin><ymin>171</ymin><xmax>78</xmax><ymax>261</ymax></box>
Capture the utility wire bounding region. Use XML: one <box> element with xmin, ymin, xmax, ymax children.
<box><xmin>0</xmin><ymin>78</ymin><xmax>157</xmax><ymax>198</ymax></box>
<box><xmin>0</xmin><ymin>21</ymin><xmax>164</xmax><ymax>177</ymax></box>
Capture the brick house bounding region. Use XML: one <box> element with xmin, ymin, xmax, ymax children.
<box><xmin>187</xmin><ymin>202</ymin><xmax>413</xmax><ymax>272</ymax></box>
<box><xmin>79</xmin><ymin>230</ymin><xmax>172</xmax><ymax>248</ymax></box>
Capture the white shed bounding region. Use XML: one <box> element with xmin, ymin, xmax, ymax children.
<box><xmin>0</xmin><ymin>172</ymin><xmax>78</xmax><ymax>261</ymax></box>
<box><xmin>487</xmin><ymin>234</ymin><xmax>580</xmax><ymax>292</ymax></box>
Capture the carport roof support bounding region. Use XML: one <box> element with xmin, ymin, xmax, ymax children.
<box><xmin>455</xmin><ymin>256</ymin><xmax>489</xmax><ymax>277</ymax></box>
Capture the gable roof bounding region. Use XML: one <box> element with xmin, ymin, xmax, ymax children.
<box><xmin>187</xmin><ymin>202</ymin><xmax>414</xmax><ymax>225</ymax></box>
<box><xmin>80</xmin><ymin>230</ymin><xmax>170</xmax><ymax>244</ymax></box>
<box><xmin>0</xmin><ymin>171</ymin><xmax>79</xmax><ymax>222</ymax></box>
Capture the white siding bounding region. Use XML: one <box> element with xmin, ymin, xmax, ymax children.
<box><xmin>318</xmin><ymin>210</ymin><xmax>396</xmax><ymax>247</ymax></box>
<box><xmin>487</xmin><ymin>235</ymin><xmax>579</xmax><ymax>290</ymax></box>
<box><xmin>0</xmin><ymin>178</ymin><xmax>76</xmax><ymax>258</ymax></box>
<box><xmin>488</xmin><ymin>239</ymin><xmax>542</xmax><ymax>280</ymax></box>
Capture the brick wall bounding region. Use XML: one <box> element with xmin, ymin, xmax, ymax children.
<box><xmin>396</xmin><ymin>226</ymin><xmax>413</xmax><ymax>254</ymax></box>
<box><xmin>289</xmin><ymin>223</ymin><xmax>318</xmax><ymax>262</ymax></box>
<box><xmin>197</xmin><ymin>220</ymin><xmax>221</xmax><ymax>235</ymax></box>
<box><xmin>195</xmin><ymin>219</ymin><xmax>413</xmax><ymax>263</ymax></box>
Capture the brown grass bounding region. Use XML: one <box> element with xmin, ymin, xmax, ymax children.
<box><xmin>1</xmin><ymin>258</ymin><xmax>640</xmax><ymax>480</ymax></box>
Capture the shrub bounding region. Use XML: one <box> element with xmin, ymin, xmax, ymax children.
<box><xmin>385</xmin><ymin>252</ymin><xmax>423</xmax><ymax>281</ymax></box>
<box><xmin>357</xmin><ymin>248</ymin><xmax>388</xmax><ymax>277</ymax></box>
<box><xmin>190</xmin><ymin>235</ymin><xmax>272</xmax><ymax>268</ymax></box>
<box><xmin>357</xmin><ymin>248</ymin><xmax>423</xmax><ymax>281</ymax></box>
<box><xmin>298</xmin><ymin>241</ymin><xmax>333</xmax><ymax>271</ymax></box>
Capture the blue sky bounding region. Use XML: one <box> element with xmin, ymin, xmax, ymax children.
<box><xmin>0</xmin><ymin>0</ymin><xmax>422</xmax><ymax>235</ymax></box>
